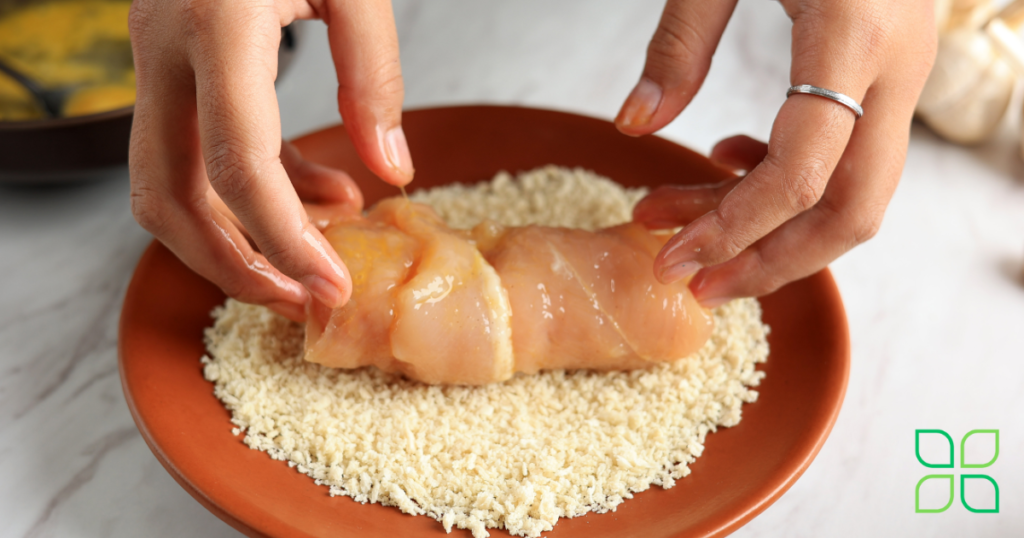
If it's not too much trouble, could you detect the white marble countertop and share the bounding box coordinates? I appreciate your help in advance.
[2,1,1023,536]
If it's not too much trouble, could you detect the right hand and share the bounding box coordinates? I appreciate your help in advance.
[128,0,414,322]
[617,0,935,306]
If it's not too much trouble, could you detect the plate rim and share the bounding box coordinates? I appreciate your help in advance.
[119,104,851,538]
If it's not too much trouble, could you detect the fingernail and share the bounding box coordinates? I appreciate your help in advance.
[699,296,732,309]
[658,260,703,284]
[616,77,663,131]
[301,229,350,307]
[383,125,414,183]
[303,230,347,278]
[301,274,342,308]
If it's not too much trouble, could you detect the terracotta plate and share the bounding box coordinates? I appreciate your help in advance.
[119,106,850,538]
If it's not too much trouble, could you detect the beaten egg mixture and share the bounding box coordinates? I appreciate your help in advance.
[0,0,135,120]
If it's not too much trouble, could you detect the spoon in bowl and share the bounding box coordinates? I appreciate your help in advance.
[0,57,71,118]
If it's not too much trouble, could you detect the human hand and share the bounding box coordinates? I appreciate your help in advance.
[128,0,413,322]
[617,0,937,306]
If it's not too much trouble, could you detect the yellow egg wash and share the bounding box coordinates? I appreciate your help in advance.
[0,0,135,120]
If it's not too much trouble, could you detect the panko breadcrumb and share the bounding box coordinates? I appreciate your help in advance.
[201,166,769,538]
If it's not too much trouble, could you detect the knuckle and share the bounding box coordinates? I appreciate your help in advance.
[178,0,280,53]
[747,250,787,297]
[647,10,708,73]
[782,158,828,214]
[857,9,898,57]
[179,0,215,34]
[792,3,912,81]
[257,240,303,277]
[818,195,885,248]
[130,184,173,236]
[205,145,270,206]
[851,209,885,245]
[705,212,749,264]
[217,272,256,301]
[127,1,153,36]
[339,59,405,114]
[370,63,405,100]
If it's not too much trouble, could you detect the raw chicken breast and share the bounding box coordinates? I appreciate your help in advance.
[304,211,419,376]
[305,200,514,385]
[478,222,713,374]
[303,198,712,385]
[377,199,514,385]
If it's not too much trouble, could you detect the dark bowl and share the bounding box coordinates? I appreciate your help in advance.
[0,16,301,184]
[0,106,134,182]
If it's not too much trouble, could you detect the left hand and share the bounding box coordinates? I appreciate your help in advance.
[616,0,937,306]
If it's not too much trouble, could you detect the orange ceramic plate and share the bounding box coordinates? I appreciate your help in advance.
[119,106,849,538]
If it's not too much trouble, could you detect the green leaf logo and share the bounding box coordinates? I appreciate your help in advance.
[961,429,999,469]
[916,474,954,513]
[915,429,1000,514]
[961,475,999,513]
[916,429,954,468]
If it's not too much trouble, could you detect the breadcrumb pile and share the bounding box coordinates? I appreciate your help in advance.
[202,166,770,538]
[407,166,647,231]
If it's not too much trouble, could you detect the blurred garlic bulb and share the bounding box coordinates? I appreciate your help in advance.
[941,0,996,32]
[935,0,950,31]
[916,30,1015,144]
[917,1,1024,145]
[934,0,953,31]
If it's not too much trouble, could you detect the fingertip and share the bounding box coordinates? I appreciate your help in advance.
[656,259,703,285]
[381,125,414,186]
[631,192,658,221]
[303,161,366,208]
[282,139,366,208]
[301,228,353,308]
[686,268,711,298]
[709,135,769,173]
[632,199,680,230]
[632,184,733,228]
[688,259,744,307]
[300,274,348,309]
[615,77,663,136]
[324,0,407,185]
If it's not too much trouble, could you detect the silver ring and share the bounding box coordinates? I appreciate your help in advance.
[786,85,863,119]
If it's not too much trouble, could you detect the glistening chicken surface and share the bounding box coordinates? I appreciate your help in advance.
[304,198,714,384]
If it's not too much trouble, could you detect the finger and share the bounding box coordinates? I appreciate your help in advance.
[191,3,351,308]
[652,10,881,284]
[130,117,309,322]
[708,135,768,173]
[129,5,309,321]
[632,135,764,229]
[688,179,887,308]
[689,65,920,305]
[323,0,413,186]
[653,95,858,283]
[281,140,364,209]
[206,140,365,235]
[632,179,740,229]
[616,0,739,135]
[190,201,311,322]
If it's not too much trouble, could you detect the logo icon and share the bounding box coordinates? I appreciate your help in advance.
[915,429,999,513]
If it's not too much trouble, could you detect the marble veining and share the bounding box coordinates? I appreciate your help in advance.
[2,1,1023,536]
